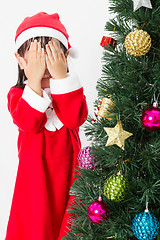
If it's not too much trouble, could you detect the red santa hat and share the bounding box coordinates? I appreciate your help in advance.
[15,12,71,50]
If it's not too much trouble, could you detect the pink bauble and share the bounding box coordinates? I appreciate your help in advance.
[78,146,95,170]
[88,198,109,224]
[141,105,160,132]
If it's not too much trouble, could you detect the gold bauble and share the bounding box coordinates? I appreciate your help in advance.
[124,29,151,57]
[98,97,114,120]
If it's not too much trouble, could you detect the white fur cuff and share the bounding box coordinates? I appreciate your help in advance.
[22,85,51,113]
[50,75,82,94]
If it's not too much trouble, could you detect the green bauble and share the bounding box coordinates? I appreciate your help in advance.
[104,172,129,202]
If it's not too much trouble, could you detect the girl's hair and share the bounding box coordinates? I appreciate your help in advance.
[15,36,68,89]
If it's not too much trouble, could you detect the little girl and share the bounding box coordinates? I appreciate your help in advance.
[5,12,88,240]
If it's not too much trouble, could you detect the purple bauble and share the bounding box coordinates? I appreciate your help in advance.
[141,104,160,132]
[78,146,95,170]
[88,197,109,224]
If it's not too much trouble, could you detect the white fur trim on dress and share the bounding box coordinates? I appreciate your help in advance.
[22,85,51,113]
[50,74,82,94]
[15,27,68,50]
[43,88,64,131]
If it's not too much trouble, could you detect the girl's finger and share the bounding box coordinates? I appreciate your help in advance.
[28,41,36,60]
[60,50,66,63]
[32,39,38,55]
[45,52,51,67]
[28,41,33,51]
[41,48,45,60]
[27,42,34,59]
[49,41,59,61]
[37,41,42,56]
[54,41,62,59]
[46,44,54,63]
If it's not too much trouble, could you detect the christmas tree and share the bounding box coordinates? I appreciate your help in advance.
[63,0,160,239]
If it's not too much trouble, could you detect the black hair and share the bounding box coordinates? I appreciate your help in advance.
[15,36,68,89]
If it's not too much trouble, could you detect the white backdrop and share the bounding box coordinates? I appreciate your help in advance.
[0,0,112,238]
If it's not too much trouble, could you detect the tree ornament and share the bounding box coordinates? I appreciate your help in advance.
[92,99,102,122]
[98,97,115,120]
[88,196,109,224]
[124,30,151,57]
[77,146,96,170]
[132,0,152,11]
[104,121,133,150]
[100,36,117,49]
[104,171,129,202]
[132,206,159,240]
[106,233,117,239]
[141,102,160,132]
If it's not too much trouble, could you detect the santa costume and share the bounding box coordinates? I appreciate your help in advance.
[5,12,88,240]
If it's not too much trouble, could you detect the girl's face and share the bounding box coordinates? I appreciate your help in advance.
[23,38,61,75]
[21,38,66,88]
[24,38,61,59]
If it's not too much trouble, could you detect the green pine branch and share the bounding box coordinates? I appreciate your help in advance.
[64,0,160,239]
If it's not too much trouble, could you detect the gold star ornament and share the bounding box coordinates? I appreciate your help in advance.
[104,121,133,150]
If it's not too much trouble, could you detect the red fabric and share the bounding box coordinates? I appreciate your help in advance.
[15,12,70,48]
[5,86,88,240]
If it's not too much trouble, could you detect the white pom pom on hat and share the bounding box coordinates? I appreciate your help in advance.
[68,47,79,58]
[15,12,78,58]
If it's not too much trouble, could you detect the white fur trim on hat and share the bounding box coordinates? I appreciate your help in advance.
[15,27,68,50]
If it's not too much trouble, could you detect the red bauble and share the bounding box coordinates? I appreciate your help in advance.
[141,104,160,131]
[87,197,109,224]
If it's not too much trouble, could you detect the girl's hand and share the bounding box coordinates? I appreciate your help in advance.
[45,41,68,79]
[22,40,46,83]
[19,40,46,96]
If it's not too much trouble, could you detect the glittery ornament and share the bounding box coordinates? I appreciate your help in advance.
[141,103,160,132]
[104,172,129,201]
[124,30,151,57]
[88,196,109,224]
[78,146,95,170]
[100,36,117,49]
[104,121,133,150]
[132,212,159,240]
[98,97,115,120]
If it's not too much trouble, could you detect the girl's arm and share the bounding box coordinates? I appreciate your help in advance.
[9,40,51,133]
[50,75,88,129]
[16,40,46,97]
[7,86,51,133]
[45,41,88,129]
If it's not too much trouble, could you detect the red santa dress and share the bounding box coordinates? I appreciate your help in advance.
[5,74,88,240]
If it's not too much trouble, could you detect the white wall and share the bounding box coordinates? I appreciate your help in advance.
[0,0,112,239]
